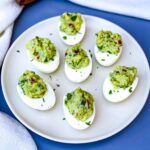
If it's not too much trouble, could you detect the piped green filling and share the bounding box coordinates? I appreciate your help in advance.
[110,66,137,88]
[65,88,94,122]
[65,44,89,69]
[18,70,47,98]
[60,12,83,35]
[96,30,122,54]
[26,36,56,63]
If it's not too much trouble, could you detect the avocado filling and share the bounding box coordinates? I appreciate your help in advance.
[96,30,122,54]
[65,44,89,69]
[18,70,47,98]
[60,12,83,35]
[65,88,94,122]
[26,36,56,63]
[110,66,137,88]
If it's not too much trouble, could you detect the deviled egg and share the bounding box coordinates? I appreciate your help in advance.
[94,30,123,66]
[17,70,56,110]
[59,12,86,45]
[65,44,92,83]
[26,36,60,73]
[103,66,138,103]
[63,88,95,130]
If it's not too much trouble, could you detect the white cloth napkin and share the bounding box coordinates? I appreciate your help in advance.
[0,112,37,150]
[0,0,23,66]
[68,0,150,20]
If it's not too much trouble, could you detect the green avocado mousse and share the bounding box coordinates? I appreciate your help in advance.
[17,70,56,110]
[26,36,60,73]
[65,44,92,83]
[18,70,47,98]
[103,66,138,103]
[94,30,123,66]
[59,12,86,45]
[65,44,89,69]
[60,12,83,35]
[110,66,137,89]
[63,88,95,130]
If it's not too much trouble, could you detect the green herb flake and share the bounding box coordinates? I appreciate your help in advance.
[0,31,5,37]
[129,87,133,93]
[101,59,105,61]
[88,49,93,58]
[63,36,67,40]
[66,93,72,99]
[109,90,112,95]
[85,121,91,126]
[56,84,60,87]
[71,15,77,21]
[62,117,66,120]
[16,50,20,53]
[42,98,45,102]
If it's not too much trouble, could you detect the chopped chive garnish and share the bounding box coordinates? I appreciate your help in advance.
[63,36,67,40]
[42,98,45,102]
[109,90,112,95]
[62,117,66,120]
[129,87,133,93]
[56,84,60,87]
[88,49,93,58]
[16,50,20,53]
[71,15,77,21]
[85,121,91,126]
[101,59,105,61]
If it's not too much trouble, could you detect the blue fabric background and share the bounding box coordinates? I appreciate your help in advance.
[0,0,150,149]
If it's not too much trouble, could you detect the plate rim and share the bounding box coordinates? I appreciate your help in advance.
[1,14,150,144]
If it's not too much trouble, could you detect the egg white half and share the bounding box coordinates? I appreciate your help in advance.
[59,15,86,45]
[63,95,95,130]
[27,50,60,74]
[17,80,56,111]
[94,45,122,66]
[65,52,92,83]
[103,76,138,103]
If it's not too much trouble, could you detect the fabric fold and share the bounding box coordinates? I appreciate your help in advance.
[0,112,37,150]
[68,0,150,20]
[0,0,23,66]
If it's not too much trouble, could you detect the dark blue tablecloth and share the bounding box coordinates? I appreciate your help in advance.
[0,0,150,149]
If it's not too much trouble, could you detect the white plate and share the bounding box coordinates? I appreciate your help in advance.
[1,15,150,143]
